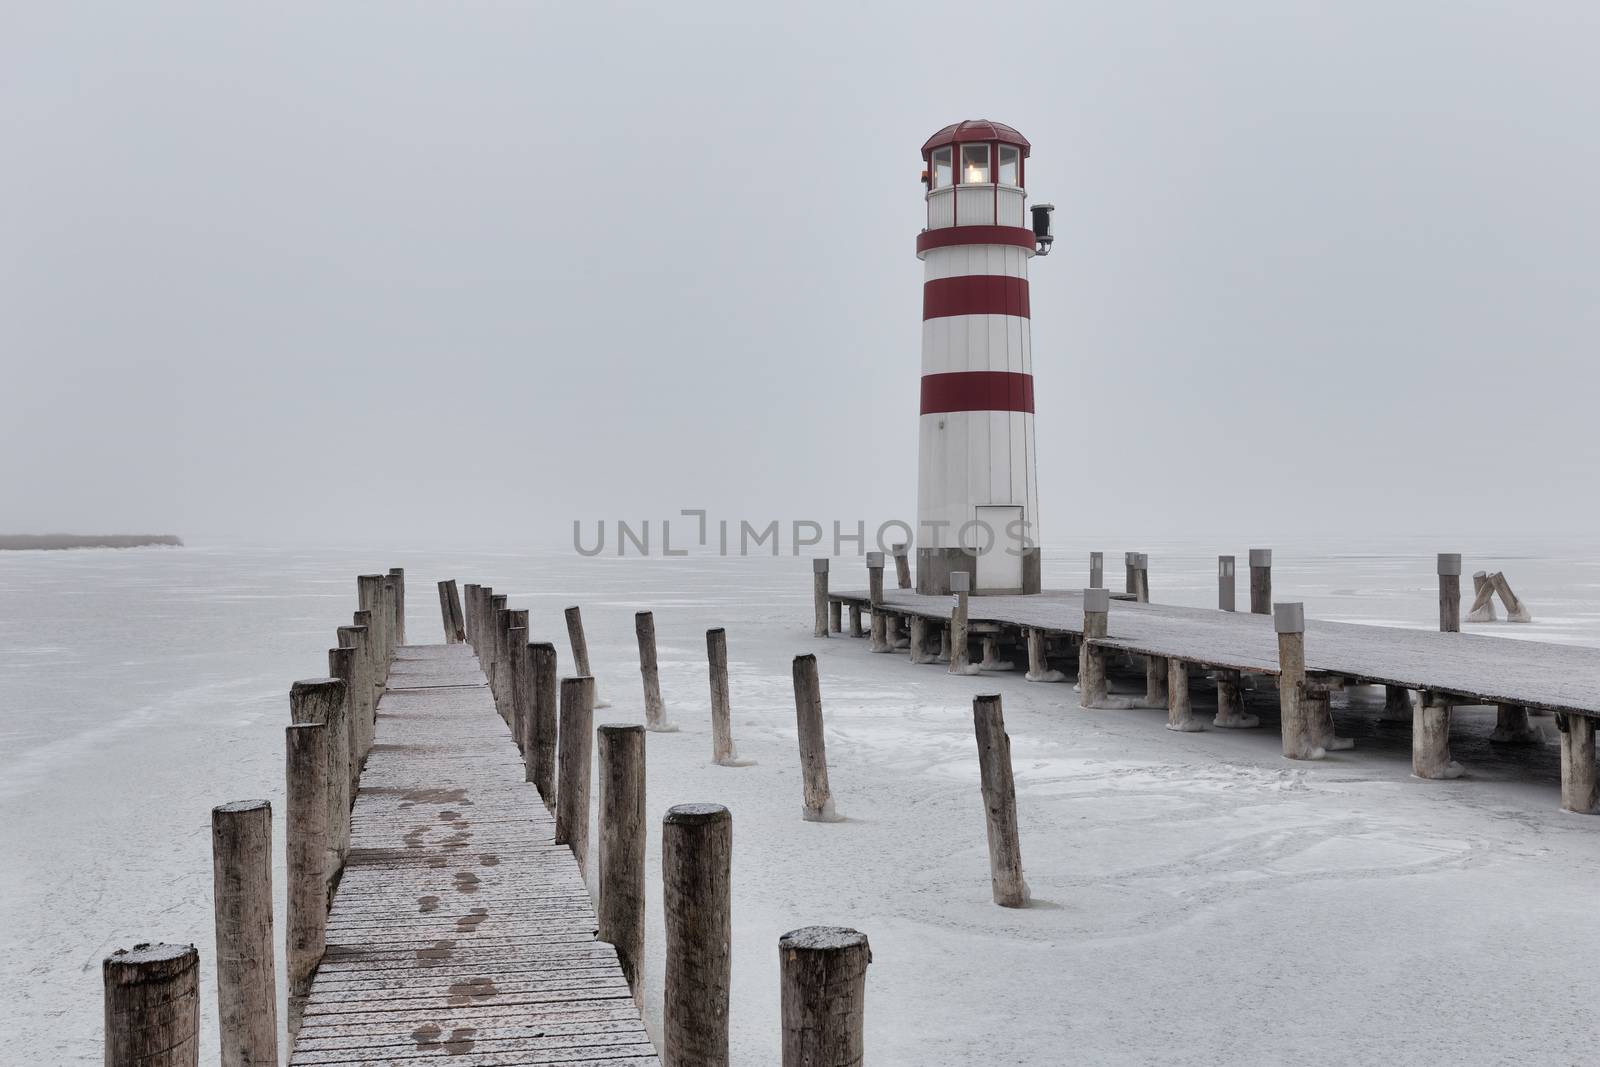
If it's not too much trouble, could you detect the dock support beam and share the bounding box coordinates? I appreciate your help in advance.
[1143,654,1167,707]
[812,558,830,638]
[1167,660,1202,732]
[1079,588,1109,708]
[1212,669,1258,728]
[792,653,839,821]
[972,694,1029,907]
[1558,713,1598,813]
[780,927,871,1067]
[848,603,864,638]
[663,803,732,1067]
[597,723,646,1004]
[1250,549,1273,615]
[1491,703,1539,744]
[908,615,934,665]
[829,599,842,634]
[949,573,977,675]
[1275,604,1323,761]
[1414,690,1464,779]
[866,553,889,653]
[1025,625,1065,682]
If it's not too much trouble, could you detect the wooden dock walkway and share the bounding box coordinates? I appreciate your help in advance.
[289,642,660,1067]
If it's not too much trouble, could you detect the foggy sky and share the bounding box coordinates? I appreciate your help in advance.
[5,2,1598,547]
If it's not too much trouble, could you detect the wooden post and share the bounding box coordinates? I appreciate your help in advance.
[491,600,511,723]
[1143,654,1167,707]
[866,552,889,653]
[1133,553,1150,603]
[1275,604,1322,761]
[892,542,912,589]
[828,598,842,634]
[812,558,830,638]
[848,602,864,638]
[597,723,646,1004]
[470,585,488,654]
[103,943,200,1067]
[528,643,559,807]
[1167,659,1202,732]
[949,572,978,676]
[972,694,1029,907]
[1414,689,1464,779]
[1488,571,1533,622]
[779,927,871,1067]
[505,609,529,727]
[1213,669,1258,728]
[555,676,595,875]
[1466,570,1498,623]
[564,605,610,707]
[437,580,461,644]
[1490,703,1538,744]
[908,614,934,665]
[1558,713,1598,813]
[1024,627,1064,682]
[978,634,1013,671]
[326,646,359,829]
[1218,556,1236,612]
[382,573,399,663]
[285,722,327,1033]
[462,584,480,646]
[707,628,744,766]
[447,580,466,642]
[357,574,386,678]
[507,624,529,753]
[1249,550,1273,614]
[1124,551,1138,595]
[1089,551,1103,589]
[662,803,732,1067]
[289,679,346,893]
[388,567,406,646]
[352,611,380,757]
[636,611,678,732]
[1079,588,1110,708]
[336,625,371,770]
[211,801,277,1067]
[1438,553,1462,633]
[1380,685,1413,723]
[792,653,839,821]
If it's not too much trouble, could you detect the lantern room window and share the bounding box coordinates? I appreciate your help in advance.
[930,146,952,189]
[998,145,1020,186]
[960,144,990,184]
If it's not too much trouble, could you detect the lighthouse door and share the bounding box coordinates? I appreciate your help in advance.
[972,505,1025,594]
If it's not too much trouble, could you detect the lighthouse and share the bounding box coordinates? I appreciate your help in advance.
[916,120,1052,595]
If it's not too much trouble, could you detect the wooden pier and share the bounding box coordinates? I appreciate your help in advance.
[288,642,658,1066]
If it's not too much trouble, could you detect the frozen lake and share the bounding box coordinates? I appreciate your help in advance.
[4,538,1599,1064]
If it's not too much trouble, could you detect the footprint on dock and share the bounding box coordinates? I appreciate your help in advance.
[455,907,489,933]
[438,810,462,822]
[479,853,499,867]
[415,939,455,966]
[413,1023,477,1055]
[446,977,498,1007]
[418,895,439,914]
[453,871,481,893]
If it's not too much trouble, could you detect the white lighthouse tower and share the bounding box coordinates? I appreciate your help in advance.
[916,120,1052,595]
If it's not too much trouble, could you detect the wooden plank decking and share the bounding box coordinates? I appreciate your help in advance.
[832,587,1600,717]
[290,643,659,1066]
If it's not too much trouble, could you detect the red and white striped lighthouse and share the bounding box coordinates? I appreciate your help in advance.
[916,120,1051,595]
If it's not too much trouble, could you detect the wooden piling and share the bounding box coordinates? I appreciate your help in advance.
[972,694,1029,907]
[336,625,372,770]
[491,600,511,723]
[388,567,406,646]
[848,603,864,638]
[382,573,399,662]
[528,642,559,807]
[1143,654,1167,707]
[792,653,838,822]
[866,552,889,654]
[462,584,480,646]
[1218,555,1236,612]
[892,542,912,589]
[1414,689,1464,779]
[1488,571,1533,622]
[949,572,976,676]
[813,558,830,638]
[597,723,646,1004]
[1167,660,1202,732]
[357,574,386,676]
[1079,588,1110,708]
[1249,550,1273,615]
[662,803,732,1067]
[829,598,842,634]
[564,604,609,707]
[1124,552,1138,596]
[289,678,346,892]
[1466,570,1498,623]
[555,676,595,874]
[103,943,200,1067]
[211,801,276,1067]
[1089,551,1104,589]
[468,584,486,652]
[779,926,871,1067]
[1132,553,1150,603]
[285,721,327,1034]
[636,611,678,732]
[1382,685,1414,723]
[507,625,529,753]
[437,580,463,644]
[1274,604,1322,760]
[1438,553,1462,633]
[1212,669,1258,728]
[1490,703,1538,744]
[908,615,933,665]
[707,628,742,765]
[446,580,465,642]
[326,645,359,827]
[1558,713,1598,813]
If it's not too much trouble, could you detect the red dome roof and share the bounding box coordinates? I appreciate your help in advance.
[922,120,1031,159]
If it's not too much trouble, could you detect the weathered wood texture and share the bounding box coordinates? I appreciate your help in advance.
[971,695,1028,907]
[527,643,559,808]
[791,654,837,822]
[706,628,740,764]
[635,611,676,732]
[779,926,871,1067]
[104,942,200,1067]
[662,804,732,1067]
[555,676,596,876]
[287,643,656,1066]
[813,558,830,638]
[285,722,328,1034]
[596,724,646,1004]
[211,801,278,1067]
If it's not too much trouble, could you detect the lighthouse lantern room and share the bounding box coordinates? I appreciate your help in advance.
[916,120,1051,595]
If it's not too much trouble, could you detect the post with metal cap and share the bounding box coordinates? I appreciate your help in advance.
[1079,588,1110,708]
[1274,603,1321,761]
[866,552,890,653]
[284,721,327,1034]
[1124,551,1138,595]
[1133,553,1150,604]
[1414,554,1466,779]
[780,927,872,1067]
[792,653,839,821]
[635,610,677,732]
[949,572,977,675]
[555,676,596,873]
[972,693,1029,906]
[1089,551,1104,589]
[104,943,201,1067]
[663,803,732,1067]
[211,800,277,1067]
[1218,556,1236,612]
[1438,553,1462,633]
[813,558,830,637]
[1249,550,1273,615]
[597,723,646,1004]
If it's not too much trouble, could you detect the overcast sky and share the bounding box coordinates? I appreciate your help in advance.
[4,2,1597,547]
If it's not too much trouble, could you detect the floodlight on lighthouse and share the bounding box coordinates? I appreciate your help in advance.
[1031,203,1055,255]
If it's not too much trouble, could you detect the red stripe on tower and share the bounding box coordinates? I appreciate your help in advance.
[916,226,1036,254]
[920,371,1035,414]
[923,276,1030,320]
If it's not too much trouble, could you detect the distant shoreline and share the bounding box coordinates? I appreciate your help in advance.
[0,534,183,551]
